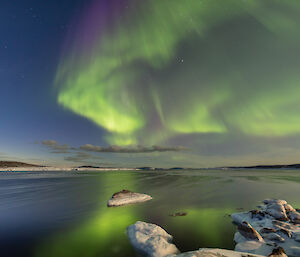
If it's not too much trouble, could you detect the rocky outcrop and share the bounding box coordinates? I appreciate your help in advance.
[232,199,300,257]
[107,189,152,207]
[127,221,264,257]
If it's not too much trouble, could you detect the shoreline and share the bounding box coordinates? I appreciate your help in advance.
[0,167,141,172]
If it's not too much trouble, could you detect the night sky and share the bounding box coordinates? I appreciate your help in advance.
[2,0,300,167]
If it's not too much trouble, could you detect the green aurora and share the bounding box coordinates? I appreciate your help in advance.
[56,0,300,146]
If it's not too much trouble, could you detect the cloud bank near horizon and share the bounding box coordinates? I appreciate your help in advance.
[40,140,185,154]
[79,144,185,153]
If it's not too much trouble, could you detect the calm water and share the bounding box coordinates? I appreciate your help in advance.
[0,169,299,257]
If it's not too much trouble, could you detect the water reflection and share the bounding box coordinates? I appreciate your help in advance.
[166,208,236,251]
[34,172,140,257]
[0,169,299,257]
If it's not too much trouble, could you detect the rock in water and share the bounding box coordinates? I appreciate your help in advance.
[107,189,152,207]
[127,221,180,257]
[169,212,188,217]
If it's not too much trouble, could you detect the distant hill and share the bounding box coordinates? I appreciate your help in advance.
[77,165,100,169]
[227,164,300,169]
[0,161,41,168]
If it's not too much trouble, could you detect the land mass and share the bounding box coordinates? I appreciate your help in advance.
[0,161,41,168]
[2,160,300,171]
[226,163,300,169]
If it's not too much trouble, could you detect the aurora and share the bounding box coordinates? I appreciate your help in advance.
[56,0,300,147]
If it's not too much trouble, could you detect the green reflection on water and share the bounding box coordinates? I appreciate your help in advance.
[167,208,235,250]
[34,173,140,257]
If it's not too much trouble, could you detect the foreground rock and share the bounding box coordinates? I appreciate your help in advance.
[232,199,300,256]
[107,189,152,207]
[127,221,179,257]
[170,248,264,257]
[127,221,264,257]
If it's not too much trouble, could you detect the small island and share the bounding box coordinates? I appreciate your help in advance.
[0,161,41,168]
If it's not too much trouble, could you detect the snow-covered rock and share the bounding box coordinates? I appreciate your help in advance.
[265,203,288,221]
[169,248,264,257]
[232,199,300,257]
[107,189,152,207]
[264,199,287,205]
[127,221,179,257]
[127,222,265,257]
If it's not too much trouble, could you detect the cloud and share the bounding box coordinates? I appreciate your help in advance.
[41,140,185,155]
[41,140,70,153]
[64,152,93,162]
[41,140,58,146]
[79,144,186,153]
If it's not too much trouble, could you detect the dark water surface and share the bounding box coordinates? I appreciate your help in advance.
[0,169,299,257]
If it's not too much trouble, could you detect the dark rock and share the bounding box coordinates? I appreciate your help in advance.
[238,222,264,241]
[77,165,100,168]
[278,228,292,238]
[137,167,155,170]
[250,210,265,220]
[260,228,276,234]
[112,189,132,198]
[169,212,188,217]
[268,247,287,257]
